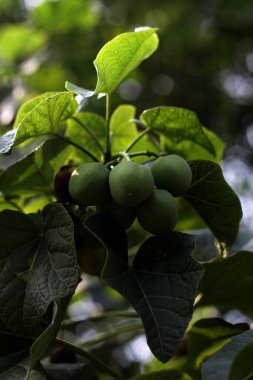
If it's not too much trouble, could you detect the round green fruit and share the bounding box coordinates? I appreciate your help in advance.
[69,162,110,206]
[136,189,178,235]
[109,160,154,207]
[96,199,136,229]
[151,154,192,197]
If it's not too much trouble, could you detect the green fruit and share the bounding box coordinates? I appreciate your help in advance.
[96,199,136,229]
[136,189,178,235]
[151,154,192,197]
[109,160,154,207]
[69,162,110,206]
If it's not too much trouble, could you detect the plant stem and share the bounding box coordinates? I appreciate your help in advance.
[81,321,143,348]
[125,127,151,153]
[105,94,111,162]
[128,150,159,159]
[62,310,139,326]
[53,133,99,162]
[71,116,104,153]
[55,337,122,379]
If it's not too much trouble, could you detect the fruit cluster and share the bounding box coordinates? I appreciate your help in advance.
[67,154,192,235]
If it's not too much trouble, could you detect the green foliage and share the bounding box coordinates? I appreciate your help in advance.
[0,26,248,379]
[185,160,243,248]
[202,330,253,380]
[198,251,253,316]
[94,28,159,94]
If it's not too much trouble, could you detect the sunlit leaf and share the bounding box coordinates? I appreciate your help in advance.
[141,107,215,155]
[0,92,77,155]
[94,28,159,94]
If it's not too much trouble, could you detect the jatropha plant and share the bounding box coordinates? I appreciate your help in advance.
[0,27,247,380]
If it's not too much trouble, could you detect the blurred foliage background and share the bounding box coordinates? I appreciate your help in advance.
[1,0,253,153]
[1,1,253,377]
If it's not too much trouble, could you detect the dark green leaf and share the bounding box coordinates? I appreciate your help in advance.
[30,298,70,367]
[94,27,159,94]
[0,358,31,380]
[198,251,253,316]
[0,203,78,336]
[0,92,77,155]
[141,107,215,155]
[0,325,32,373]
[184,160,242,247]
[83,212,129,278]
[186,318,249,372]
[128,369,192,380]
[162,127,225,163]
[202,329,253,380]
[84,215,203,363]
[228,339,253,380]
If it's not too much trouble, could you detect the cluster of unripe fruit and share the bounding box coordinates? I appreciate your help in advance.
[67,154,192,235]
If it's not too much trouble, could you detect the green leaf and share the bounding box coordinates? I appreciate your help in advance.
[184,160,242,247]
[202,329,253,380]
[187,318,249,371]
[66,112,106,160]
[30,298,70,368]
[84,213,203,363]
[162,127,225,163]
[0,92,77,155]
[0,203,78,336]
[13,93,57,129]
[0,24,47,62]
[110,105,138,154]
[0,358,31,380]
[94,27,159,94]
[65,81,94,98]
[198,251,253,316]
[0,326,32,374]
[228,339,253,380]
[0,137,47,171]
[128,369,192,380]
[140,107,215,156]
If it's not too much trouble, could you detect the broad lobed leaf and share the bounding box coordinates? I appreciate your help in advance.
[83,213,203,363]
[0,203,78,336]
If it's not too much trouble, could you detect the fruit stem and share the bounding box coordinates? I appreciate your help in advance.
[114,151,131,161]
[55,337,122,379]
[71,116,104,153]
[104,93,112,162]
[125,126,151,153]
[53,133,99,162]
[128,150,159,159]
